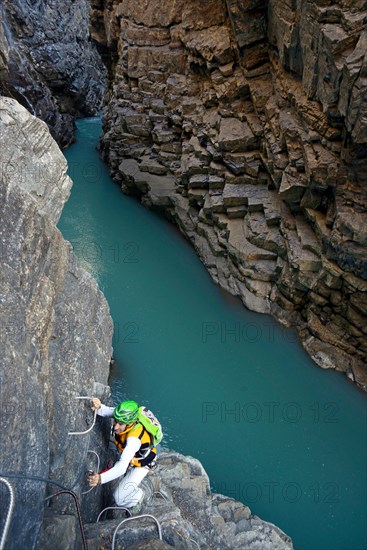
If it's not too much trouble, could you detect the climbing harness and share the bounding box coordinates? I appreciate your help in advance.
[68,396,97,436]
[0,478,15,550]
[112,514,163,549]
[113,402,163,447]
[96,506,131,522]
[115,423,157,467]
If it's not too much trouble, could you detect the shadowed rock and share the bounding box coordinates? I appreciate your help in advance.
[0,0,105,147]
[97,0,367,388]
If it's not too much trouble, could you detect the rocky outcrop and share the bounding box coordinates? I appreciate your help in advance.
[0,0,106,147]
[97,0,367,390]
[85,451,293,549]
[0,96,114,549]
[0,96,72,223]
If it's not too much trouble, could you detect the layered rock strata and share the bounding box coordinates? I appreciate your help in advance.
[0,96,114,548]
[0,0,106,147]
[97,0,367,389]
[0,96,292,549]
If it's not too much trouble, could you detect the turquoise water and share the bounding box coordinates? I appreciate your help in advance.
[58,119,367,550]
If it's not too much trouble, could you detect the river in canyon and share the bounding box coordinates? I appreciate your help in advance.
[58,118,367,550]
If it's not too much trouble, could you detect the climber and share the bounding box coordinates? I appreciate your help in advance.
[88,397,157,515]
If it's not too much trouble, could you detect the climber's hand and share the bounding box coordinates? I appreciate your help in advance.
[91,397,101,411]
[88,473,101,487]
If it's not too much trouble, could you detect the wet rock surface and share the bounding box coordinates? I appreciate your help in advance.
[0,0,105,147]
[97,0,367,389]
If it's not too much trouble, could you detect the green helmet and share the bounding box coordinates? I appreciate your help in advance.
[113,400,139,424]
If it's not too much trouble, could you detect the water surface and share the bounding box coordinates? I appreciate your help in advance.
[59,119,367,550]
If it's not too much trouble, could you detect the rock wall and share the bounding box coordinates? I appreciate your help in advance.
[0,96,114,549]
[0,0,106,147]
[85,451,293,550]
[97,0,367,390]
[0,96,292,549]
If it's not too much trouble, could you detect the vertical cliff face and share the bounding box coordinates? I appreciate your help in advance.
[0,0,106,147]
[97,0,367,389]
[0,97,113,549]
[0,96,294,550]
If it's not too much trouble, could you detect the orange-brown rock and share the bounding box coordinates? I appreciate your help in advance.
[97,0,367,389]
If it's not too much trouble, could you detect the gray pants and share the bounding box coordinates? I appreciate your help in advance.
[113,466,150,507]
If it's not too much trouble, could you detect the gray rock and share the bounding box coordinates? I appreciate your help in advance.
[279,171,307,202]
[37,515,79,550]
[85,451,292,550]
[223,183,250,206]
[236,518,252,533]
[218,117,258,152]
[0,97,113,549]
[246,211,286,255]
[126,541,175,550]
[0,0,105,146]
[0,97,72,223]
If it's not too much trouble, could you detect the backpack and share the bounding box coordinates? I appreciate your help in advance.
[138,406,163,447]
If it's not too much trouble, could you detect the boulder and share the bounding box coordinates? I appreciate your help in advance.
[218,117,258,152]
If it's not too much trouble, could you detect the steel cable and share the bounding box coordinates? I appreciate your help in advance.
[0,478,15,550]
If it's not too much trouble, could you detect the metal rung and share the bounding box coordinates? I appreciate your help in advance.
[82,450,101,495]
[96,506,131,522]
[154,490,169,501]
[112,514,162,549]
[0,478,15,550]
[68,396,97,435]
